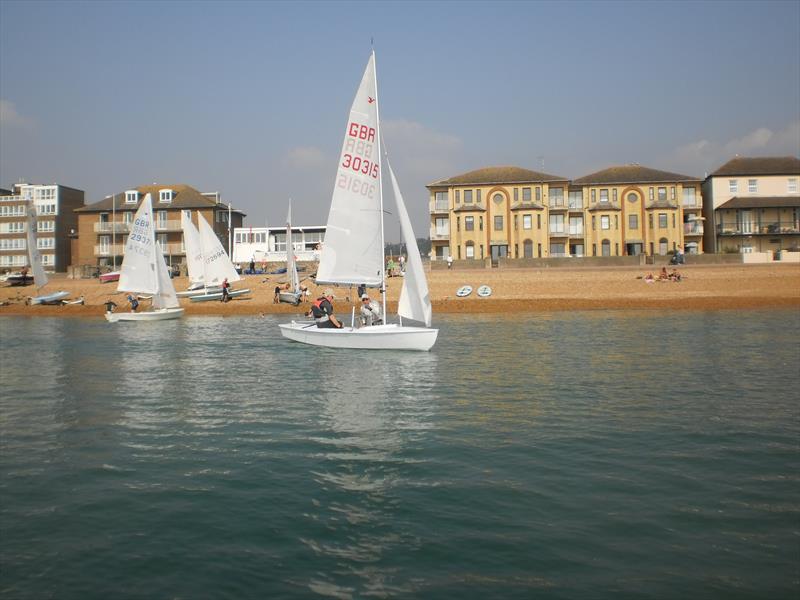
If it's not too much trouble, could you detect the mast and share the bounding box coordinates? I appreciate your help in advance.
[372,48,387,322]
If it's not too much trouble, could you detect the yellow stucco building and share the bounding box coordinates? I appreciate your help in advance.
[427,164,704,261]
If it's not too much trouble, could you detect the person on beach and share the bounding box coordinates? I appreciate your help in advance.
[127,294,139,312]
[221,278,230,302]
[249,257,256,274]
[447,255,453,269]
[307,290,342,328]
[398,254,406,273]
[274,285,281,303]
[104,299,118,313]
[359,293,382,326]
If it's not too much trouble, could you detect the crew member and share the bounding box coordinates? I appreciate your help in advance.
[307,290,342,328]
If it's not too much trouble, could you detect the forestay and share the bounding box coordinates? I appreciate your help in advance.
[315,52,383,288]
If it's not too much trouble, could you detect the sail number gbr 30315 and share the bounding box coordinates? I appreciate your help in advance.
[337,121,379,198]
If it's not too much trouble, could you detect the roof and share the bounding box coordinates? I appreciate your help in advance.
[427,166,568,187]
[76,184,246,216]
[573,164,701,185]
[710,156,800,177]
[717,196,800,210]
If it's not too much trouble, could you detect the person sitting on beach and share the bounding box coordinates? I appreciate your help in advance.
[359,293,382,326]
[644,273,655,283]
[659,267,669,281]
[307,290,342,329]
[127,294,139,312]
[669,269,682,282]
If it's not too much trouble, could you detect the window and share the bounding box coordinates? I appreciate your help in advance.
[658,187,667,202]
[748,179,757,193]
[601,239,611,256]
[568,191,583,209]
[434,217,448,236]
[522,187,531,202]
[671,186,676,200]
[649,213,654,229]
[434,191,448,211]
[659,213,668,228]
[537,214,541,229]
[479,216,483,231]
[125,190,138,204]
[514,215,518,230]
[550,242,566,256]
[456,216,460,232]
[549,187,564,206]
[627,192,637,204]
[629,214,638,230]
[159,189,173,203]
[123,211,133,225]
[464,190,473,204]
[476,190,482,203]
[157,233,168,248]
[789,178,797,193]
[513,188,519,202]
[600,189,609,203]
[39,204,56,215]
[523,239,533,258]
[659,238,668,255]
[569,216,583,235]
[494,216,503,231]
[465,242,475,259]
[37,237,55,249]
[523,214,532,230]
[493,193,503,205]
[649,187,654,201]
[613,189,618,203]
[39,220,55,232]
[600,215,610,230]
[729,180,738,193]
[455,190,460,203]
[683,188,696,206]
[591,189,596,203]
[592,216,596,230]
[549,214,565,233]
[217,211,229,224]
[465,216,474,231]
[535,187,541,202]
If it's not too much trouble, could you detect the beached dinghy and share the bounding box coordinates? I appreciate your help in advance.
[279,51,437,351]
[24,202,70,305]
[105,194,184,323]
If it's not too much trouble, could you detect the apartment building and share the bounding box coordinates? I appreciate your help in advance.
[0,182,85,272]
[702,156,800,254]
[75,184,245,270]
[427,164,703,261]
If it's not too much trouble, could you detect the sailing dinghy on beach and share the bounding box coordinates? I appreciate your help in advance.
[105,194,184,322]
[278,50,437,351]
[25,201,70,305]
[278,203,302,306]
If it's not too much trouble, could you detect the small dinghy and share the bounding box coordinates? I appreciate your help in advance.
[456,285,472,297]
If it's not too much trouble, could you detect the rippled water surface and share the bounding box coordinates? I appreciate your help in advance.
[1,311,798,599]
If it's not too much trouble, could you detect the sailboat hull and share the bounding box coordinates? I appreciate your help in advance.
[278,321,438,351]
[189,288,251,302]
[105,308,185,322]
[28,291,70,305]
[278,292,301,305]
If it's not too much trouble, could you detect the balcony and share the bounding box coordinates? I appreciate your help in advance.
[94,244,125,256]
[717,219,800,236]
[568,201,584,211]
[684,223,704,235]
[549,228,568,237]
[430,200,449,214]
[548,201,568,211]
[94,222,131,233]
[568,227,584,237]
[682,199,703,209]
[430,230,450,241]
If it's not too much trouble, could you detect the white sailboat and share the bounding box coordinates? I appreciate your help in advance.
[278,202,302,305]
[179,210,206,293]
[188,213,251,302]
[279,51,438,351]
[25,201,70,305]
[105,194,184,322]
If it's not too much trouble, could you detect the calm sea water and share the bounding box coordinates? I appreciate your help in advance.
[1,311,798,600]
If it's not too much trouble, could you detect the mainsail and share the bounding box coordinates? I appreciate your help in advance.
[25,202,48,289]
[197,213,241,286]
[286,203,300,293]
[118,194,158,295]
[315,53,383,288]
[181,211,205,287]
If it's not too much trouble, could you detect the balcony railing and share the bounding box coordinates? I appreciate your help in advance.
[717,219,800,235]
[568,227,584,236]
[94,222,131,233]
[548,200,568,210]
[684,223,704,235]
[95,243,186,256]
[549,228,568,236]
[430,200,449,213]
[568,201,584,211]
[682,199,702,209]
[430,230,450,241]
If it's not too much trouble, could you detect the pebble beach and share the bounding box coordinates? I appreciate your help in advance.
[1,262,798,318]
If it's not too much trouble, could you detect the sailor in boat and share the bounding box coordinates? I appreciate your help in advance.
[307,290,342,329]
[359,293,382,327]
[104,300,118,314]
[127,294,139,312]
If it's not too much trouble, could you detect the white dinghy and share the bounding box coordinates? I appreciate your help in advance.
[186,213,251,302]
[278,202,302,306]
[279,50,437,352]
[105,194,184,322]
[25,201,70,305]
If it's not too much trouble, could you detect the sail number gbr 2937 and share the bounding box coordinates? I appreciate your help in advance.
[337,122,379,198]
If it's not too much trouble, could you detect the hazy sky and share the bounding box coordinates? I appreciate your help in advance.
[1,0,798,239]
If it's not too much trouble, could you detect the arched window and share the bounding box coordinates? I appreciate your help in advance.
[659,237,669,255]
[465,241,475,259]
[601,239,611,256]
[523,239,533,258]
